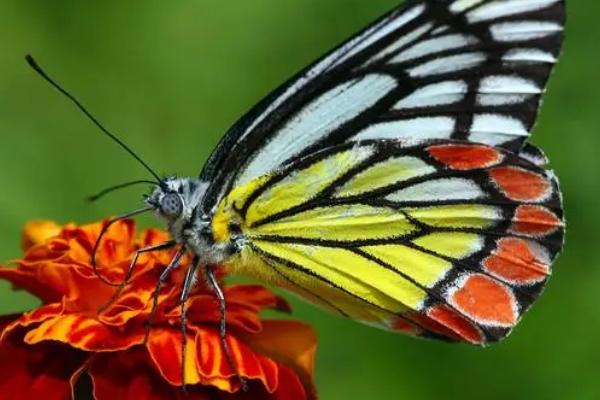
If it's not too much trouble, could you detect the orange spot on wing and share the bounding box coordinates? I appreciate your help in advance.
[484,238,550,284]
[428,144,503,170]
[489,167,550,202]
[451,274,517,326]
[426,305,485,344]
[512,205,562,236]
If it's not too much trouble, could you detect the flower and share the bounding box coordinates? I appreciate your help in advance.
[0,220,317,400]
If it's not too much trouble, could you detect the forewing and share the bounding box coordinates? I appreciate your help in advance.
[201,0,565,210]
[225,141,564,344]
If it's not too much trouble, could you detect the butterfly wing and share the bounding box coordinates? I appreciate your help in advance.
[215,140,564,343]
[201,0,565,210]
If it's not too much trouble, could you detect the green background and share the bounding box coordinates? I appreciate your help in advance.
[0,1,598,399]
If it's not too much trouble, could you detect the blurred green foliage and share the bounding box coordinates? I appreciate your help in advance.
[0,1,599,399]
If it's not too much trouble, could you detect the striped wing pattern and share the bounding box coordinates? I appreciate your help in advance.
[204,0,566,345]
[202,0,565,210]
[216,141,564,343]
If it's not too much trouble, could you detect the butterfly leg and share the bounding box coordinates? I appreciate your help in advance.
[98,240,177,313]
[179,257,200,393]
[143,246,187,344]
[205,265,248,391]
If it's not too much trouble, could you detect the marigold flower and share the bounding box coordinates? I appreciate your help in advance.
[0,220,317,400]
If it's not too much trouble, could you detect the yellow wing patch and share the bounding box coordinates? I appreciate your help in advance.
[406,204,501,229]
[252,240,424,312]
[215,141,564,344]
[413,232,484,259]
[253,204,416,241]
[334,156,435,198]
[246,146,374,225]
[360,244,453,289]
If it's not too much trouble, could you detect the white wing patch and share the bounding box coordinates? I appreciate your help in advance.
[408,52,487,77]
[394,80,468,109]
[477,75,541,106]
[490,21,563,42]
[467,0,561,23]
[503,48,557,63]
[391,34,477,63]
[386,178,485,202]
[237,74,397,185]
[469,114,528,145]
[355,117,455,141]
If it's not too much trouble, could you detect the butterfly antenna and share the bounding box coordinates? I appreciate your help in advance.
[25,54,163,183]
[87,180,159,202]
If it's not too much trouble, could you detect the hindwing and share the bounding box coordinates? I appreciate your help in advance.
[216,140,564,344]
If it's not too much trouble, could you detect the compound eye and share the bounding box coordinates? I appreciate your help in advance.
[161,193,183,218]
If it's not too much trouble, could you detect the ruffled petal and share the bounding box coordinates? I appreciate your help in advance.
[0,265,61,303]
[241,320,317,399]
[147,326,287,394]
[0,337,87,400]
[21,220,62,251]
[97,270,171,327]
[180,285,291,334]
[61,220,136,266]
[146,326,204,387]
[211,364,308,400]
[90,350,185,400]
[266,364,308,400]
[1,219,318,399]
[18,258,115,313]
[24,314,145,351]
[196,328,279,393]
[0,303,63,341]
[93,349,308,400]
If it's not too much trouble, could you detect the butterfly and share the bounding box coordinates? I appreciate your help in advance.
[28,0,566,386]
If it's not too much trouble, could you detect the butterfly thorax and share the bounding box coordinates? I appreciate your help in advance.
[145,177,244,265]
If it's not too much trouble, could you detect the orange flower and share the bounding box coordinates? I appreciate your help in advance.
[0,220,317,400]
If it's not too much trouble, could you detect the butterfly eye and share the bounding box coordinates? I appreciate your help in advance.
[161,193,183,218]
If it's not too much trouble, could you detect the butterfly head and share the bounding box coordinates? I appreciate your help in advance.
[145,178,208,226]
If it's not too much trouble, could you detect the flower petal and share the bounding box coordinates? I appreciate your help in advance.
[61,219,136,266]
[0,303,64,341]
[146,326,204,387]
[19,259,115,313]
[90,350,186,400]
[169,285,291,334]
[207,364,308,400]
[267,364,309,400]
[21,220,62,251]
[1,219,317,400]
[0,265,62,303]
[240,320,317,398]
[147,326,286,394]
[0,337,87,400]
[97,270,173,327]
[24,314,145,351]
[197,328,279,393]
